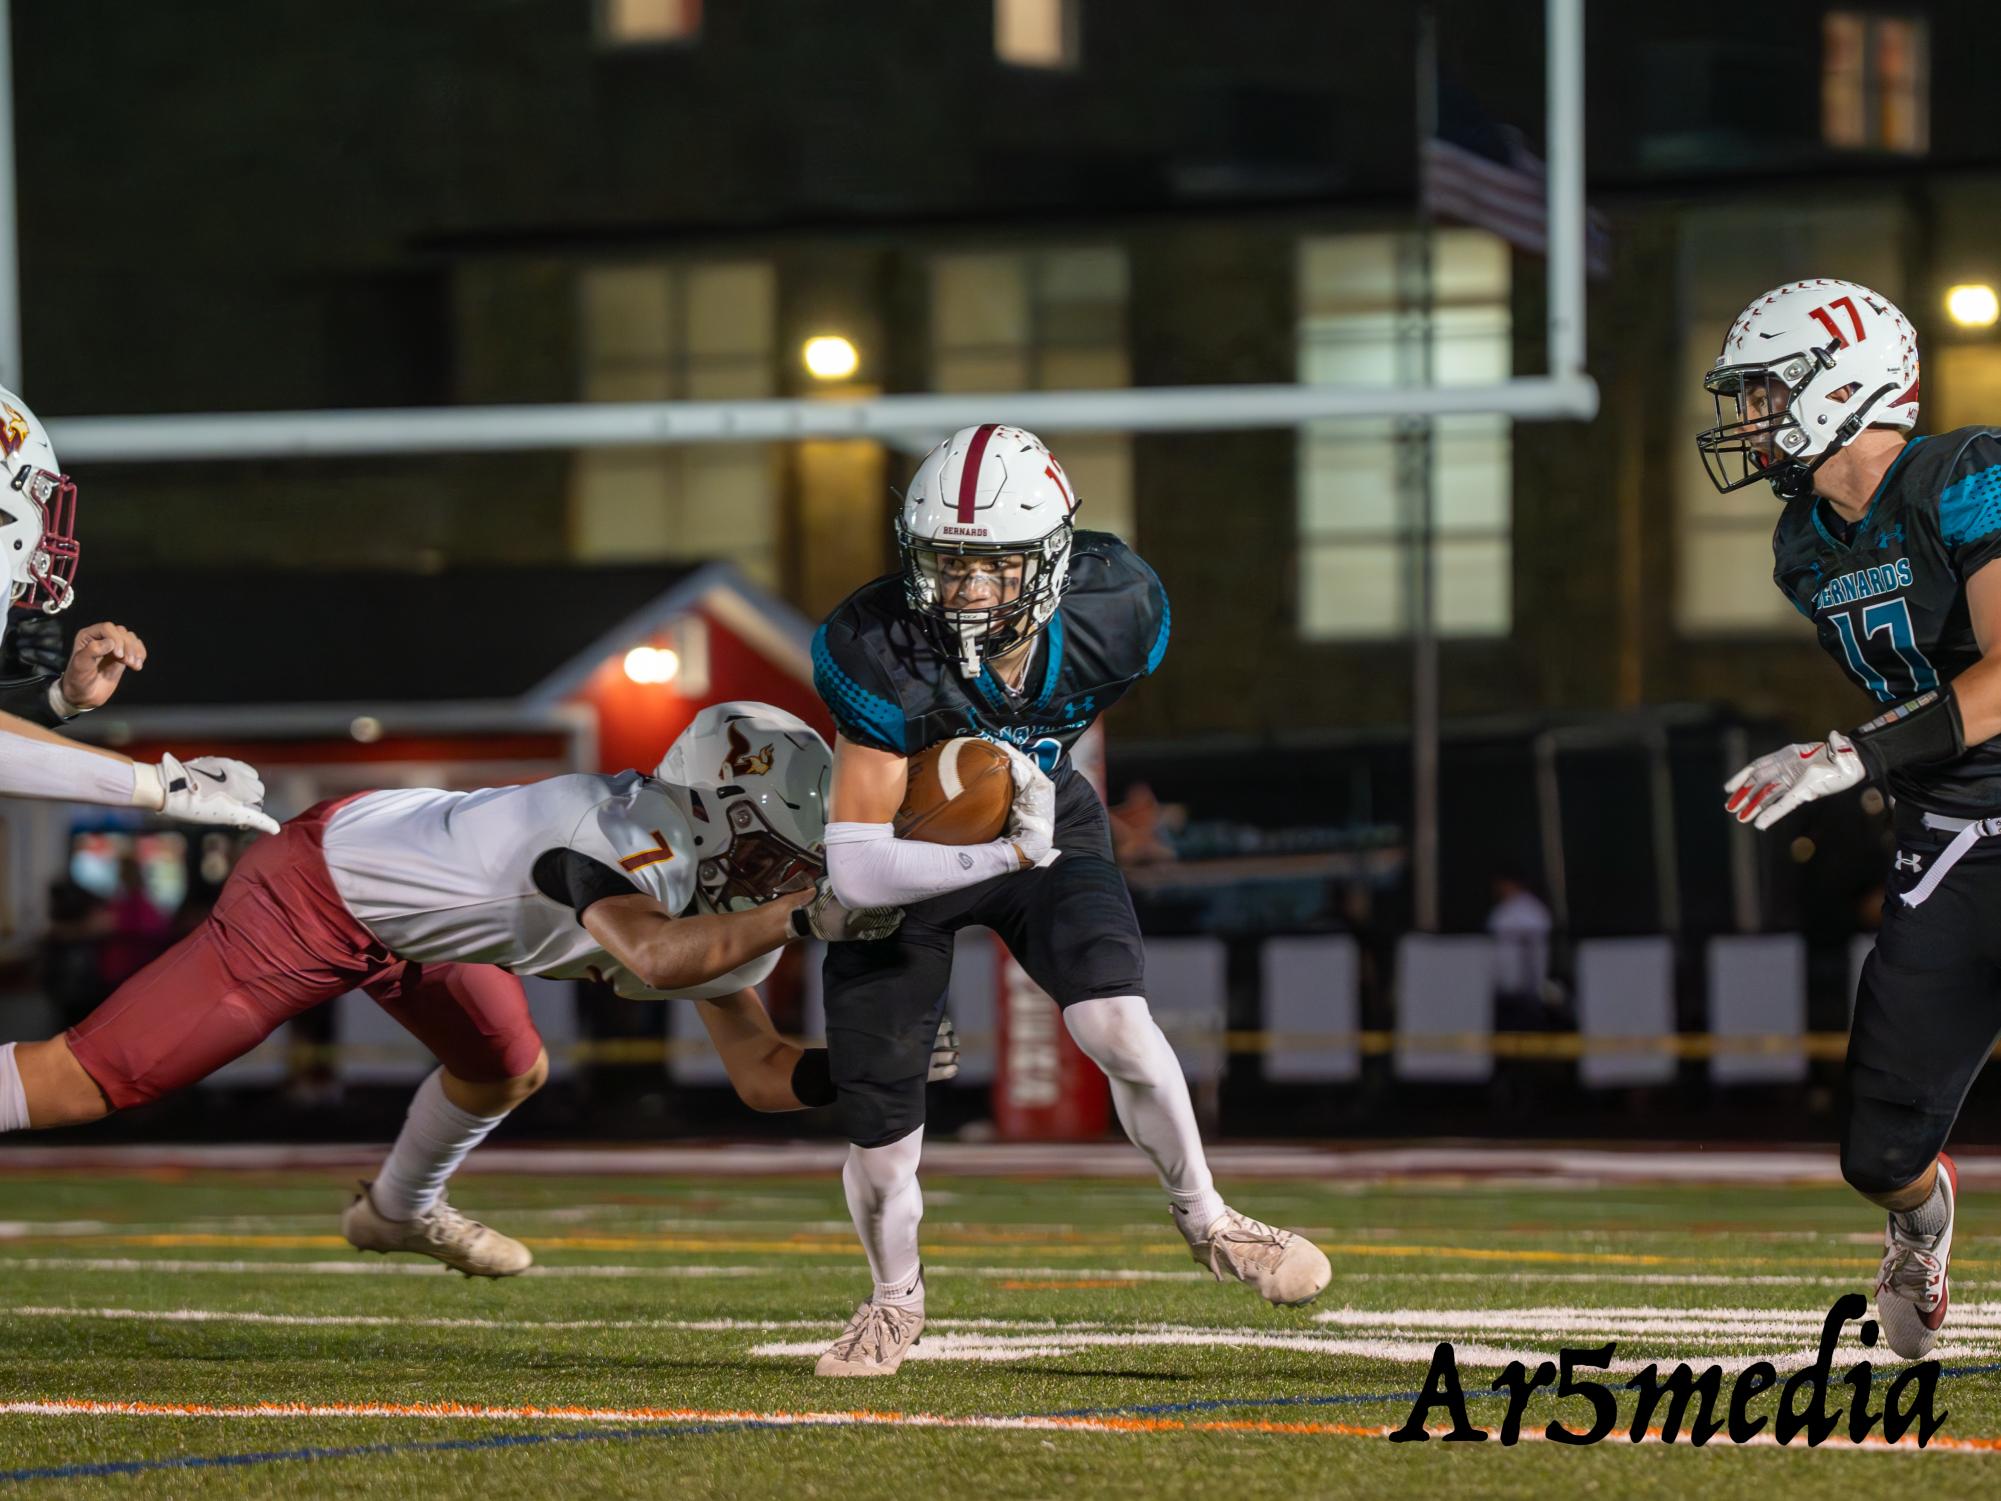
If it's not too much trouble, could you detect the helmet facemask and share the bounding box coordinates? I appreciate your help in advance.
[1698,346,1901,503]
[694,791,824,913]
[2,467,77,613]
[898,522,1071,678]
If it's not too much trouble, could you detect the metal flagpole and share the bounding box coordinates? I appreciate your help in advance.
[1409,6,1441,933]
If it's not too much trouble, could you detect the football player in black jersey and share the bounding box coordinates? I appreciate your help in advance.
[1700,278,2000,1359]
[807,423,1330,1375]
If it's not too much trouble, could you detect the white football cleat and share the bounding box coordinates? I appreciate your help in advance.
[1875,1154,1957,1360]
[1184,1206,1331,1307]
[341,1181,532,1278]
[814,1296,925,1377]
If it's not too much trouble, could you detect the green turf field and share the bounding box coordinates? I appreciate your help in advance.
[0,1163,1996,1496]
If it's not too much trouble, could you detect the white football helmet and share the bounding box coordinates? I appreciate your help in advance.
[897,423,1079,676]
[654,701,831,914]
[1698,279,1920,500]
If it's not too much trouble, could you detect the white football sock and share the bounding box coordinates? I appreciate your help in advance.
[842,1127,926,1307]
[1893,1172,1952,1242]
[1064,996,1226,1239]
[0,1043,27,1133]
[370,1069,510,1220]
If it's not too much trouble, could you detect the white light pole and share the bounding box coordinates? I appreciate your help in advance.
[0,0,23,390]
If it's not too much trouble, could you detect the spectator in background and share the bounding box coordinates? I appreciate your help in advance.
[99,854,169,990]
[1488,868,1554,1011]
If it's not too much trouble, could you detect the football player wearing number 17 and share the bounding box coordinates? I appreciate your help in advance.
[808,424,1331,1377]
[1703,279,2001,1360]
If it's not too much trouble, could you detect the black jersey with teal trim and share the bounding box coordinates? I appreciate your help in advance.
[1772,426,2001,815]
[811,531,1168,776]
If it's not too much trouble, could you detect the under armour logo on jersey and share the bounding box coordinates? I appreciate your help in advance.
[1874,523,1906,549]
[1060,696,1096,718]
[1894,851,1924,872]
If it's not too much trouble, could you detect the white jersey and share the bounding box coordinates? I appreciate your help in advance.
[324,771,723,989]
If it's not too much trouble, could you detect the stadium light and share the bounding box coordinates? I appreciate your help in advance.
[622,645,680,685]
[802,335,860,381]
[1946,284,2000,328]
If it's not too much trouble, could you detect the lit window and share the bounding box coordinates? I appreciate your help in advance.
[597,0,701,46]
[995,0,1078,70]
[1823,12,1927,154]
[929,246,1133,540]
[572,260,778,583]
[1295,230,1512,641]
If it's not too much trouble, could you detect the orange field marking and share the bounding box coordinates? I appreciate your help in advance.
[6,1399,1998,1453]
[997,1279,1145,1290]
[18,1231,1961,1274]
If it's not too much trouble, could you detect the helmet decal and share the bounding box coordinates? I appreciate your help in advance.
[0,406,29,458]
[955,422,998,523]
[720,721,775,780]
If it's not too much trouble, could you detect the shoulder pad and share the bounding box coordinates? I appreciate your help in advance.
[812,616,907,753]
[568,786,696,912]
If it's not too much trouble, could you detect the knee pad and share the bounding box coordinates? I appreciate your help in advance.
[829,1014,934,1149]
[837,1076,925,1150]
[1841,1095,1947,1197]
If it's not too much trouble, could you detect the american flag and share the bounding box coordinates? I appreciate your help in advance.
[1421,83,1610,276]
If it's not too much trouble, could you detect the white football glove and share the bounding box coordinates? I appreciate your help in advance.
[996,743,1060,868]
[790,877,904,942]
[139,753,280,835]
[928,1017,961,1083]
[1723,732,1866,831]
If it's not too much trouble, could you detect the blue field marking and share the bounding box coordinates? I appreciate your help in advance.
[0,1422,782,1485]
[1940,1361,2001,1379]
[7,1362,1997,1482]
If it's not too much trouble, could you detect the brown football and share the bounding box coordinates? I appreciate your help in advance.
[895,737,1013,845]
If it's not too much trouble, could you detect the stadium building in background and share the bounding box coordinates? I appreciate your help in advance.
[10,0,1997,939]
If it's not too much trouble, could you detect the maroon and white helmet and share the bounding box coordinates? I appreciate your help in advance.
[1697,278,1920,500]
[897,423,1079,677]
[654,701,830,915]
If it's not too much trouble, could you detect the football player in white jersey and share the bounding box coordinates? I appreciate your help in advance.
[0,385,276,832]
[0,703,907,1275]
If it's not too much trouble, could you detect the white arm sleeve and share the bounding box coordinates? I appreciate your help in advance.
[0,729,137,806]
[825,820,1019,908]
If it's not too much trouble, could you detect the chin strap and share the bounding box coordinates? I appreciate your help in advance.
[1767,383,1901,501]
[956,623,983,679]
[1769,461,1815,501]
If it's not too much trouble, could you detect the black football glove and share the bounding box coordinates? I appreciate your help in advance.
[2,609,65,678]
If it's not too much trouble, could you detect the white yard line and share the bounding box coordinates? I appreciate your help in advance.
[0,1306,1213,1335]
[742,1329,1892,1375]
[0,1255,1210,1282]
[19,1302,1983,1376]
